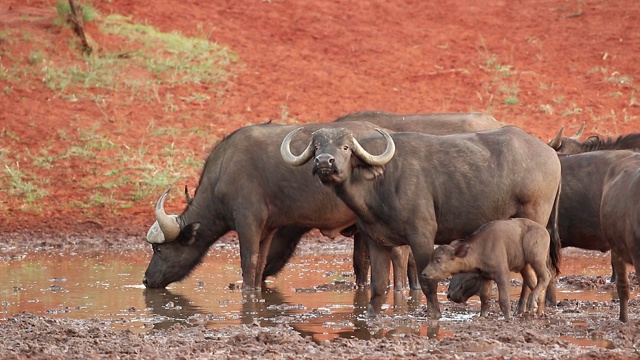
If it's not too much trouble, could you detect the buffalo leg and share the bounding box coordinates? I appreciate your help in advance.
[609,258,617,283]
[262,225,310,280]
[611,252,630,322]
[236,216,269,290]
[353,232,371,287]
[494,270,512,320]
[365,235,392,314]
[254,229,277,289]
[407,251,421,290]
[530,262,552,315]
[518,265,535,315]
[478,278,493,317]
[411,240,440,319]
[391,246,411,291]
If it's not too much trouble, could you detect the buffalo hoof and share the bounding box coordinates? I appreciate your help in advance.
[426,307,442,320]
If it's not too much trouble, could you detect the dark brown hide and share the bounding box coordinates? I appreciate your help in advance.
[600,153,640,322]
[283,125,561,318]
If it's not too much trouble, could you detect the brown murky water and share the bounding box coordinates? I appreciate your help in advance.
[0,243,623,346]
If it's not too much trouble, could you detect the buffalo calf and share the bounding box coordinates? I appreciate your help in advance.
[422,218,552,319]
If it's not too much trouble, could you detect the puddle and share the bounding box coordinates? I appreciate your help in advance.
[0,244,627,346]
[559,336,616,349]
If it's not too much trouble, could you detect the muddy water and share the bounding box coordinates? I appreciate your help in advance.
[0,243,621,344]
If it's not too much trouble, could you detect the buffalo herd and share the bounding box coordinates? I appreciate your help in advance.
[142,111,640,323]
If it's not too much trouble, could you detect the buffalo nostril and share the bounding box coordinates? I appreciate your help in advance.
[142,277,148,286]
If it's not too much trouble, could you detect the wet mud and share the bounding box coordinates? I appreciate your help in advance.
[2,235,640,359]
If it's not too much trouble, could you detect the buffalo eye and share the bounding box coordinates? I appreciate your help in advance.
[153,245,161,255]
[342,145,349,151]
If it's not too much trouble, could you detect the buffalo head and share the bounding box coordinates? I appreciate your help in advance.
[447,273,484,303]
[547,122,585,154]
[280,127,396,184]
[143,188,205,288]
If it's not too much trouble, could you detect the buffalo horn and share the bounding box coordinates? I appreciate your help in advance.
[281,127,315,166]
[548,126,565,149]
[151,188,180,243]
[571,122,585,139]
[352,128,396,166]
[184,185,192,205]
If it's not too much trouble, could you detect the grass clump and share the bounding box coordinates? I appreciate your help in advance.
[6,11,238,98]
[99,14,238,87]
[54,0,98,25]
[3,164,48,202]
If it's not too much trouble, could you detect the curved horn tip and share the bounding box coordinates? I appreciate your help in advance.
[572,122,585,139]
[153,187,181,242]
[281,127,314,166]
[548,126,565,148]
[352,129,395,166]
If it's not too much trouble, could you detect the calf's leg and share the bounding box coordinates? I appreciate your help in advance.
[494,270,512,320]
[518,265,535,315]
[530,262,552,315]
[478,278,493,317]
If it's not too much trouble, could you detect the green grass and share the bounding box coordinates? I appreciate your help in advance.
[54,0,98,25]
[476,39,523,111]
[99,14,238,87]
[3,11,239,101]
[0,8,234,214]
[3,164,48,203]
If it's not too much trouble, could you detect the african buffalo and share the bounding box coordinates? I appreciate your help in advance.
[600,153,640,322]
[423,218,553,319]
[280,126,562,318]
[549,125,640,154]
[334,111,503,134]
[268,111,502,283]
[448,150,638,306]
[549,127,640,283]
[143,112,502,290]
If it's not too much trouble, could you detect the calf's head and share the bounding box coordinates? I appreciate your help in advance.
[421,241,471,281]
[280,127,396,185]
[143,188,206,288]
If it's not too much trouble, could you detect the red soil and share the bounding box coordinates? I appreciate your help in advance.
[1,0,638,239]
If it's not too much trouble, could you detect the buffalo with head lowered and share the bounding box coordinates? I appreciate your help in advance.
[447,149,639,309]
[142,112,502,290]
[281,126,562,318]
[548,124,640,155]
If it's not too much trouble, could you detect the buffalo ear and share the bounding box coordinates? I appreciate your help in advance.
[178,223,200,246]
[351,156,385,180]
[359,165,385,180]
[454,243,470,258]
[450,239,464,247]
[585,135,599,145]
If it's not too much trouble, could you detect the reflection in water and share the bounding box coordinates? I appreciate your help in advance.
[0,246,625,346]
[143,288,205,330]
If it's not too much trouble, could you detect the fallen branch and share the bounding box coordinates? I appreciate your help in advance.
[67,0,93,56]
